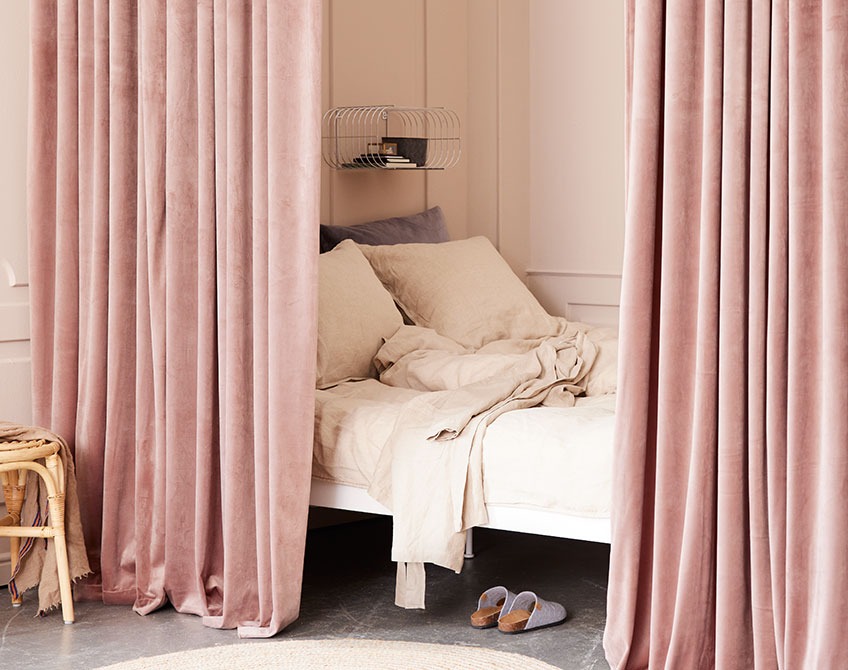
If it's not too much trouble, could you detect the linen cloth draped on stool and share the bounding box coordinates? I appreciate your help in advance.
[0,422,90,614]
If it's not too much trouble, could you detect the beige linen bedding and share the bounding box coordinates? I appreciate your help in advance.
[313,386,614,514]
[314,320,616,608]
[482,396,614,515]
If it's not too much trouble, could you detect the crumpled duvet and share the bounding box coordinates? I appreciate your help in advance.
[363,321,601,608]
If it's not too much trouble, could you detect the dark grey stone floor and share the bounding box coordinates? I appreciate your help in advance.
[0,514,611,669]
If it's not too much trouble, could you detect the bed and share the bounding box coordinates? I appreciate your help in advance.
[311,384,614,544]
[309,208,617,607]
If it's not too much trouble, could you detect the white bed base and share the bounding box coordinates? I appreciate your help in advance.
[309,478,611,555]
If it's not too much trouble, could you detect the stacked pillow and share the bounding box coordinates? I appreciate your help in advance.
[316,208,562,387]
[317,207,451,388]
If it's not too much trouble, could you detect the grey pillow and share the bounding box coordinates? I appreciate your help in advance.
[319,206,449,253]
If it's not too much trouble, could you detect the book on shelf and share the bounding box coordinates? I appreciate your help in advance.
[357,153,411,162]
[352,154,418,168]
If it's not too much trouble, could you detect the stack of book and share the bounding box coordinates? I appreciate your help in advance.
[351,153,418,168]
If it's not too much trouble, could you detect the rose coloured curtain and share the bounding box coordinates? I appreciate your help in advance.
[28,0,321,637]
[605,1,848,668]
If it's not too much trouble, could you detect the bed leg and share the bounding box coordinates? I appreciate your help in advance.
[464,528,475,559]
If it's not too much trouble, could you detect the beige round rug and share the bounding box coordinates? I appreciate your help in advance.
[94,638,562,670]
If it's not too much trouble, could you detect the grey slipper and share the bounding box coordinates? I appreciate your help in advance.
[497,590,567,634]
[470,586,518,629]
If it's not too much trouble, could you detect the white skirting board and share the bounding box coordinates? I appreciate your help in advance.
[309,477,611,545]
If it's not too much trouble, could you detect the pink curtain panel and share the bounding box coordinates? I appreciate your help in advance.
[606,1,848,668]
[27,0,321,637]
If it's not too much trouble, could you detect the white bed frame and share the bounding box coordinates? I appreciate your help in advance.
[309,477,611,557]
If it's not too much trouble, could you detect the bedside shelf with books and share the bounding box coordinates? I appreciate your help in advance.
[322,105,461,171]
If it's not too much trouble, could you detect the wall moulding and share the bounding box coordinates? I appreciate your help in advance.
[527,271,621,328]
[525,268,623,280]
[0,305,30,343]
[1,258,29,289]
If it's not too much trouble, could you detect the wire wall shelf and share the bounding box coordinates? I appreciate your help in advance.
[322,105,461,170]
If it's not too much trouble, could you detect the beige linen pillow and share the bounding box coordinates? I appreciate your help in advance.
[359,236,559,349]
[317,240,403,388]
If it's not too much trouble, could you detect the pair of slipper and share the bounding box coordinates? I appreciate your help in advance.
[470,586,567,634]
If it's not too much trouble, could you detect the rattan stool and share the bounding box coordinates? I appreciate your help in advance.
[0,439,74,623]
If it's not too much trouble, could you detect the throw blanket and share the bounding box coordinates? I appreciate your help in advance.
[0,422,91,614]
[365,323,599,608]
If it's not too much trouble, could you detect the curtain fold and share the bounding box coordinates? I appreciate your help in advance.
[28,0,321,637]
[606,1,848,668]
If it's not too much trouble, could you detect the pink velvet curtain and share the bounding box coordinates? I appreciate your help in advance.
[605,2,848,668]
[28,1,321,637]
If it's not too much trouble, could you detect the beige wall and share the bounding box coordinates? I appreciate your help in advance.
[321,0,533,278]
[321,0,471,244]
[0,0,30,585]
[465,0,531,277]
[321,1,625,321]
[527,1,625,325]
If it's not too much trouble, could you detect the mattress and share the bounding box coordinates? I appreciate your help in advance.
[313,379,615,518]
